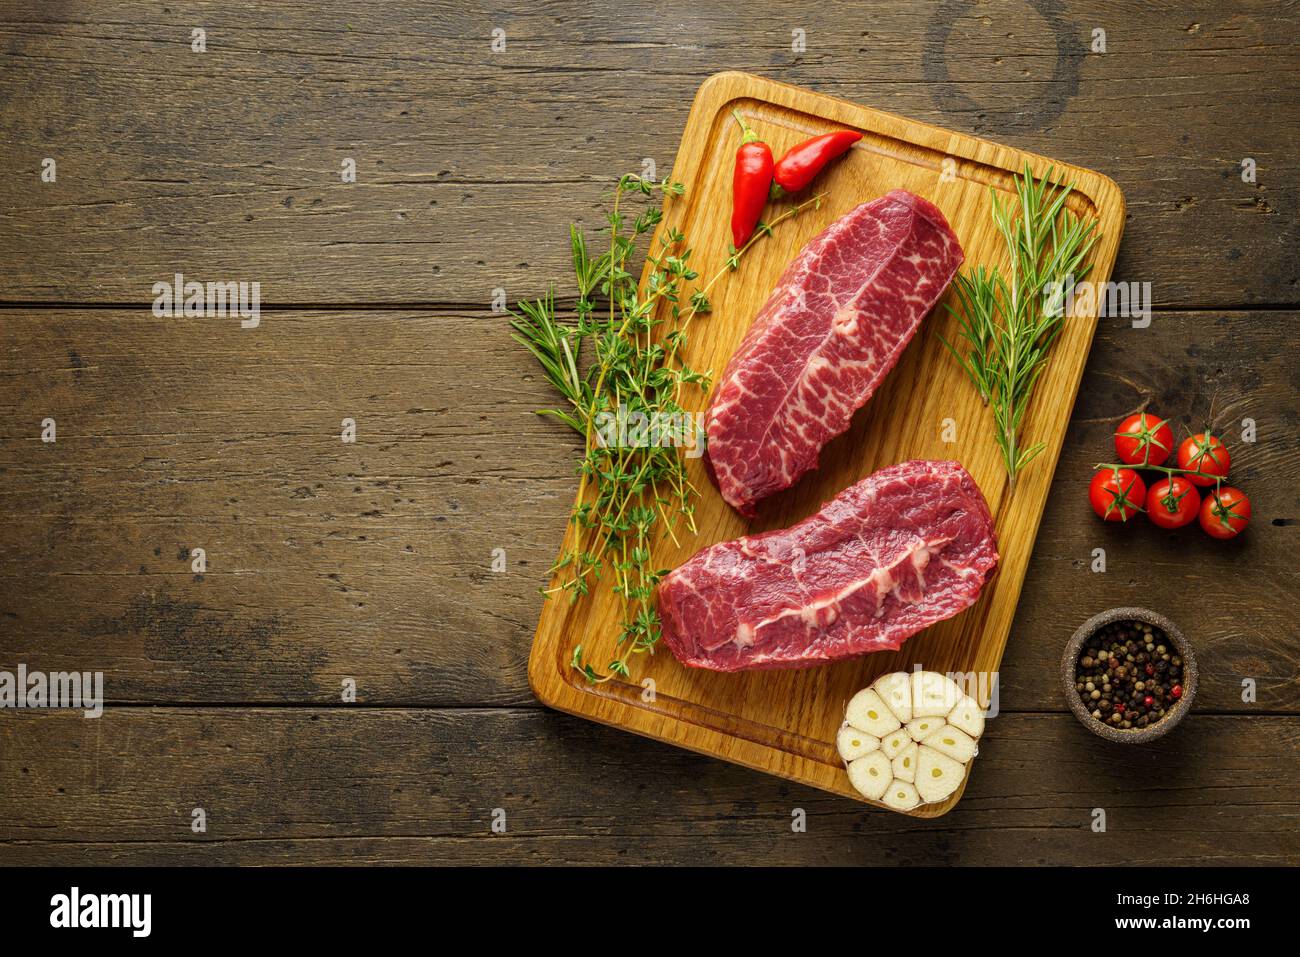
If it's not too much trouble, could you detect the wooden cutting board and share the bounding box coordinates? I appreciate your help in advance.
[527,71,1125,816]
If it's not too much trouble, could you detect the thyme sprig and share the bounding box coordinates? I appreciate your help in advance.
[941,164,1101,494]
[511,173,823,682]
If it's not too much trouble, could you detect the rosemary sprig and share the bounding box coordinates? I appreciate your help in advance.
[511,173,823,682]
[941,163,1100,495]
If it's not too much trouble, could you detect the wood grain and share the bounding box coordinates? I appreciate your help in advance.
[528,71,1127,815]
[1004,310,1300,713]
[1,309,1294,709]
[0,308,565,705]
[0,0,1295,864]
[0,0,1294,306]
[1,708,1295,865]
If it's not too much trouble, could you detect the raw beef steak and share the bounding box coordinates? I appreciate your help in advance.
[706,190,964,515]
[657,460,998,672]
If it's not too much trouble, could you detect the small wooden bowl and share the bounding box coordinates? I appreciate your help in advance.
[1060,607,1197,744]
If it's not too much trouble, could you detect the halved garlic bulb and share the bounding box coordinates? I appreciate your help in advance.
[836,670,986,810]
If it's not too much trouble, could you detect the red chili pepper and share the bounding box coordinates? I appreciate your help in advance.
[730,109,773,250]
[771,129,863,196]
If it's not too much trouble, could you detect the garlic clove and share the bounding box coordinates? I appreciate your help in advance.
[846,750,892,801]
[836,724,880,762]
[915,745,965,804]
[872,671,913,723]
[892,742,918,783]
[906,715,943,742]
[881,779,921,811]
[911,670,964,718]
[880,727,911,761]
[845,688,902,738]
[924,724,977,764]
[947,694,986,739]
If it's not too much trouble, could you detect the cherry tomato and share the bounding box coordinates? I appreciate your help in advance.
[1199,486,1250,539]
[1089,468,1146,522]
[1145,476,1201,529]
[1176,432,1230,487]
[1114,412,1173,467]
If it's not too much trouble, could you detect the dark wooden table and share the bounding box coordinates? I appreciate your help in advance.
[1,1,1296,865]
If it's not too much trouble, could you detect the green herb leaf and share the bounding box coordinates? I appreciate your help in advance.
[944,166,1100,494]
[513,172,825,682]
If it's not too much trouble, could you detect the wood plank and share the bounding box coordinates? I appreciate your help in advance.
[0,308,565,705]
[0,708,1294,865]
[1005,309,1300,713]
[1,309,1294,709]
[0,0,1295,305]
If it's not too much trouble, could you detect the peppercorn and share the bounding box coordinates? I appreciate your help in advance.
[1075,619,1186,733]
